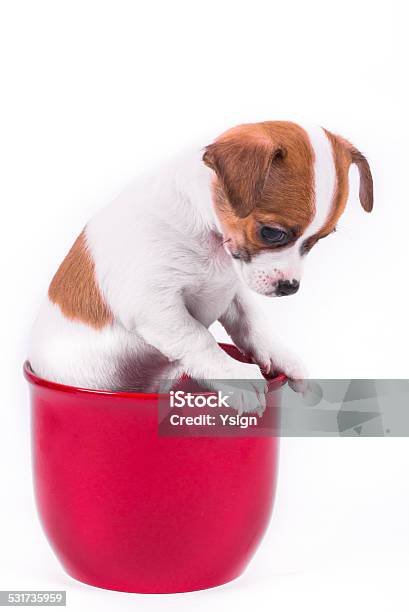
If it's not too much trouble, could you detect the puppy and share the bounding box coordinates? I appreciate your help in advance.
[29,121,373,413]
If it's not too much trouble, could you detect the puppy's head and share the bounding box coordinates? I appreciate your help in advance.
[203,121,373,296]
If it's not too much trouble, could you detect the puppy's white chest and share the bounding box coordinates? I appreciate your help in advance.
[183,243,238,327]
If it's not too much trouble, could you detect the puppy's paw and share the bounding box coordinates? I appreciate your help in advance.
[245,343,307,394]
[209,362,268,416]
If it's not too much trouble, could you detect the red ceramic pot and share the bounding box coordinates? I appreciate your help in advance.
[24,344,285,594]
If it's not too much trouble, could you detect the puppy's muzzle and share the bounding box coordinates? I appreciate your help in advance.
[276,279,300,296]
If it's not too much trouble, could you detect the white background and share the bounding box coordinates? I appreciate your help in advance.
[1,1,408,610]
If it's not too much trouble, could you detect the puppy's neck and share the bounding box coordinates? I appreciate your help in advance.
[172,148,222,237]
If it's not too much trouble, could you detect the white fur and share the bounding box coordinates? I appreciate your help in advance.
[29,149,272,411]
[240,126,336,295]
[302,125,337,239]
[29,127,336,407]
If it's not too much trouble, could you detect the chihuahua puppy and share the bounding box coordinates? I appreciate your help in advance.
[29,121,373,413]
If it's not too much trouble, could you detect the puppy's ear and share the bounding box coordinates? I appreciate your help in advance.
[349,146,373,212]
[203,136,285,218]
[327,130,374,213]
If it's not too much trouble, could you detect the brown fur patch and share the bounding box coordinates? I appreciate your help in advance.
[48,230,113,328]
[203,121,315,258]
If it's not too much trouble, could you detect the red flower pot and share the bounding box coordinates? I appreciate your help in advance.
[24,344,285,593]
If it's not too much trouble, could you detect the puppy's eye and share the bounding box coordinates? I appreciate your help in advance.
[260,226,288,245]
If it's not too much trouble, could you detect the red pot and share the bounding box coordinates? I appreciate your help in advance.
[24,344,285,593]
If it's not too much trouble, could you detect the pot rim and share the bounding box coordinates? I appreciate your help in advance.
[23,343,287,399]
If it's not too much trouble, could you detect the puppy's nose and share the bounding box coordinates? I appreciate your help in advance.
[276,279,300,296]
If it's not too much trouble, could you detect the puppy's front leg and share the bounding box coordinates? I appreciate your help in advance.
[219,289,306,389]
[136,300,268,414]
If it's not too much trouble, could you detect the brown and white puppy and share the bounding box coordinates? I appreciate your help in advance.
[29,121,373,413]
[203,122,372,295]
